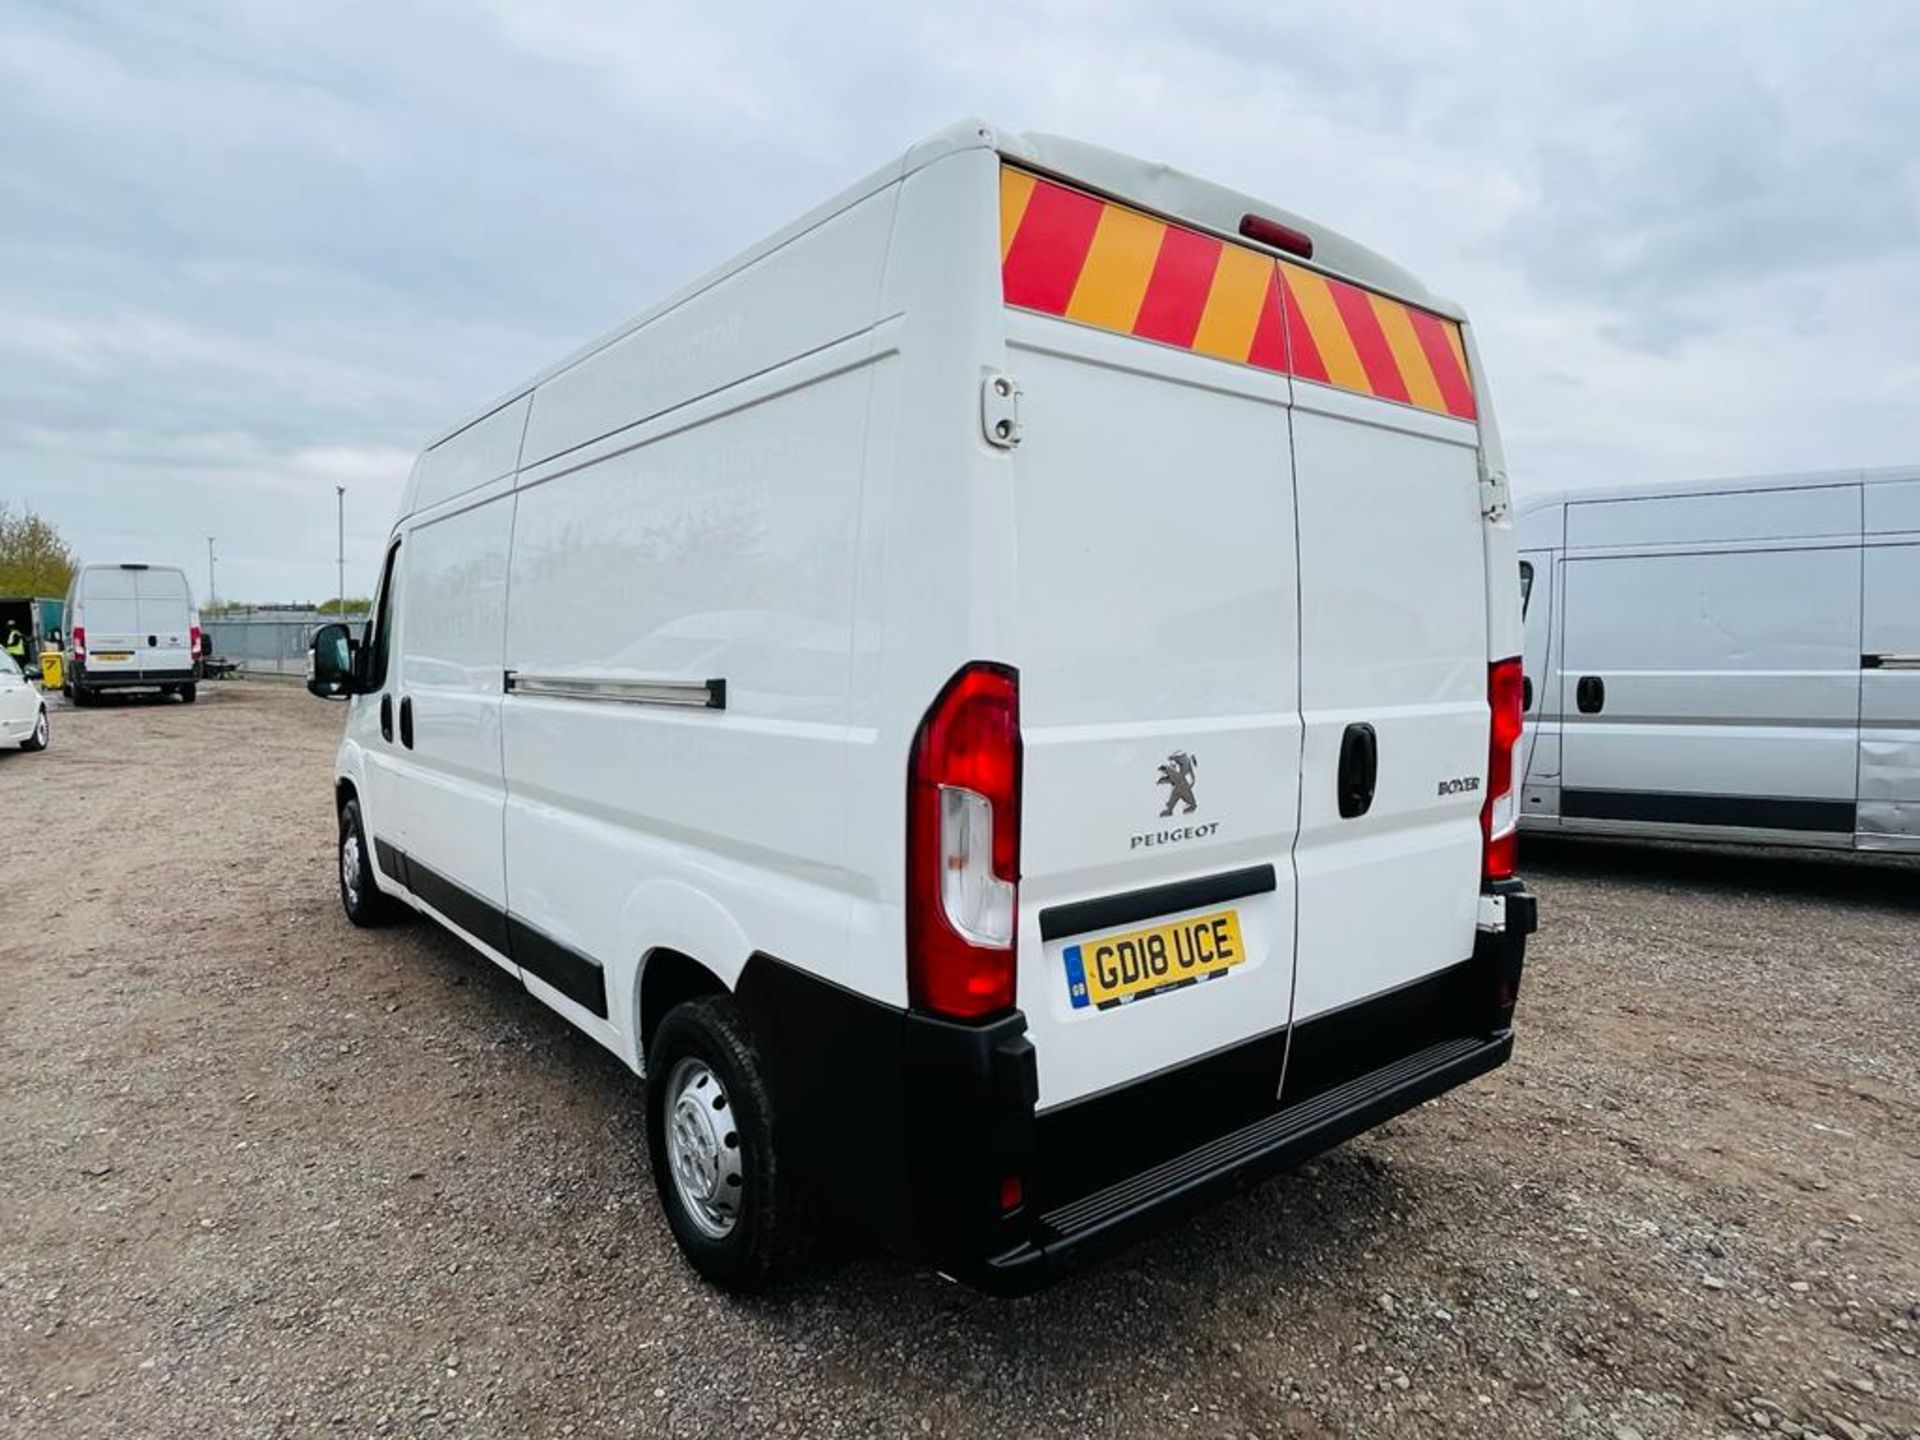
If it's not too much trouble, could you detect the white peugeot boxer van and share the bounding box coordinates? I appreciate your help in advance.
[1519,466,1920,851]
[308,121,1535,1294]
[65,563,200,705]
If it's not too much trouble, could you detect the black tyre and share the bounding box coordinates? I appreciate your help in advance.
[337,797,397,927]
[179,683,197,704]
[646,996,800,1291]
[71,685,92,708]
[20,706,48,752]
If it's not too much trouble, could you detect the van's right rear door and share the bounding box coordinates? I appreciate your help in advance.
[1276,262,1492,1101]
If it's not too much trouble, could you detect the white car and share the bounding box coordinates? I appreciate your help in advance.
[0,652,50,752]
[307,120,1534,1295]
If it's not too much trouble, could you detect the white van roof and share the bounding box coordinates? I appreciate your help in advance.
[1517,463,1920,518]
[407,118,1461,501]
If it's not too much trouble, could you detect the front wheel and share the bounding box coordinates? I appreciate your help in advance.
[645,996,801,1291]
[337,797,397,927]
[20,707,48,752]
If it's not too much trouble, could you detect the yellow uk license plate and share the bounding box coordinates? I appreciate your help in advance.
[94,651,133,661]
[1063,908,1246,1011]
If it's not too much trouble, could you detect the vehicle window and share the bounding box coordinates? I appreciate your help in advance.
[1519,560,1534,619]
[364,540,402,691]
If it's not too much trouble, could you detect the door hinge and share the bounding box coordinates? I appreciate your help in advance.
[982,371,1023,449]
[1478,469,1511,522]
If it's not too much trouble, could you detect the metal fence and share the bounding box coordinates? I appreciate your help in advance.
[204,611,369,677]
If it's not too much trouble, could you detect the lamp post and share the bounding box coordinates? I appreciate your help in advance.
[207,536,217,612]
[335,486,346,615]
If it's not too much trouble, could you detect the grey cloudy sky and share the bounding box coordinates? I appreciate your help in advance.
[3,0,1916,603]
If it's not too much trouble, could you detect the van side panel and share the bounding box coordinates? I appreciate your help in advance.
[1556,485,1863,834]
[501,190,899,1063]
[1287,394,1488,1027]
[518,191,897,472]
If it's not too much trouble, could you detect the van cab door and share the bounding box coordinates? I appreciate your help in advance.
[381,496,517,969]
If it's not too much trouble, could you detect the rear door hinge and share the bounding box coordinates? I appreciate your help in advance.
[982,371,1023,449]
[1479,469,1511,522]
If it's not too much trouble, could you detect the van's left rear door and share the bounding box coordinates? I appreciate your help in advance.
[999,170,1303,1120]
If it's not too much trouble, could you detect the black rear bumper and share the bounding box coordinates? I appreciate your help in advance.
[71,663,196,690]
[973,1029,1511,1294]
[737,881,1535,1294]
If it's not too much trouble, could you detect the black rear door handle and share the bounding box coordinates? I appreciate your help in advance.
[380,693,393,743]
[1576,675,1606,714]
[1337,722,1378,818]
[399,696,414,750]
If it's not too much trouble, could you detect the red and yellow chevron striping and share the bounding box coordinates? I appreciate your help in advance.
[999,167,1476,422]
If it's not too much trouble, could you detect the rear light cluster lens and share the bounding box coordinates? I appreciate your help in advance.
[72,626,86,659]
[1482,657,1525,880]
[190,625,201,656]
[907,663,1022,1019]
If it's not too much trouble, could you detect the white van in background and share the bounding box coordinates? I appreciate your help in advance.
[1519,465,1920,850]
[308,120,1535,1294]
[64,563,201,705]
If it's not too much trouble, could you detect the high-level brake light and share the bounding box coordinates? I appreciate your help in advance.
[1238,213,1315,259]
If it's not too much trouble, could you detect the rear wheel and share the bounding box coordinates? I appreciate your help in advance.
[20,707,48,752]
[179,683,197,704]
[338,797,397,927]
[71,685,92,708]
[645,996,800,1291]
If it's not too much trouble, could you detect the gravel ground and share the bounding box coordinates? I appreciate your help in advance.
[2,682,1916,1439]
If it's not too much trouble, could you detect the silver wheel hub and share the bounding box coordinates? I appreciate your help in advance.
[34,712,47,744]
[663,1057,743,1239]
[341,830,362,909]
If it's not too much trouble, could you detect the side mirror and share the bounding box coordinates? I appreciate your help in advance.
[307,622,357,701]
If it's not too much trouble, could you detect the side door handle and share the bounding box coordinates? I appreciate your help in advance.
[379,693,393,743]
[1576,675,1606,714]
[1337,721,1378,819]
[399,696,414,750]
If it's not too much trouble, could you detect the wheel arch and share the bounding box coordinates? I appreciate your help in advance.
[622,879,756,1068]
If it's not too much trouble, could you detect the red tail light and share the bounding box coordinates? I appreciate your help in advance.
[190,625,201,656]
[907,663,1021,1018]
[1482,657,1525,880]
[72,626,86,659]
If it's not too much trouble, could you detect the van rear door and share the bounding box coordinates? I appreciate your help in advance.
[1001,171,1304,1112]
[134,568,194,675]
[82,567,143,678]
[1273,262,1491,1098]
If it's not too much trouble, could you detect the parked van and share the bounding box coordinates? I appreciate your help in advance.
[65,564,200,705]
[307,120,1535,1294]
[1518,465,1920,850]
